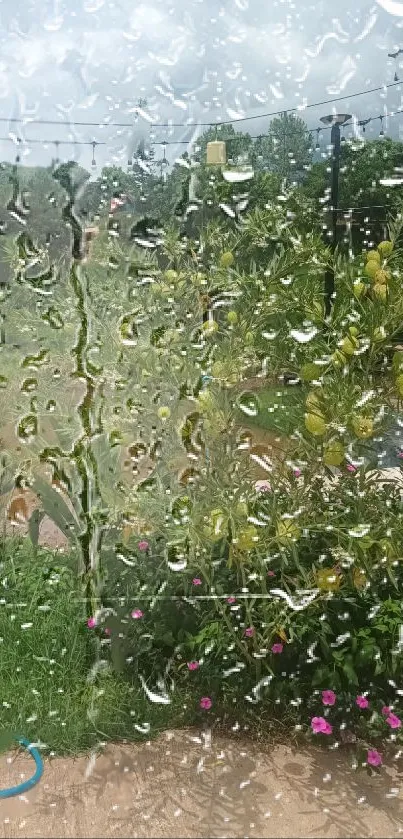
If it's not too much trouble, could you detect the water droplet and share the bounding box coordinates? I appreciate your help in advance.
[347,524,371,538]
[17,414,38,440]
[238,392,260,417]
[290,327,319,343]
[222,168,254,183]
[21,378,38,393]
[119,314,139,347]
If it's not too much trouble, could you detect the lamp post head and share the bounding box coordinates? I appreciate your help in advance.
[320,113,352,126]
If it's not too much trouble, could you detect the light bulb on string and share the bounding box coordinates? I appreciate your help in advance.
[315,129,321,152]
[160,143,169,183]
[91,141,97,168]
[379,116,385,137]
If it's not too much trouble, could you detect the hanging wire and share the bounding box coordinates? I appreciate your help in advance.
[358,118,371,134]
[54,140,60,163]
[379,115,385,137]
[0,79,401,130]
[388,48,403,83]
[315,129,321,152]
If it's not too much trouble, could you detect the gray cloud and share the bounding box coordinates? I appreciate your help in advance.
[0,0,402,168]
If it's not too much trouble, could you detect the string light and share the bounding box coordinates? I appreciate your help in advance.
[91,141,97,168]
[379,116,385,137]
[0,79,401,131]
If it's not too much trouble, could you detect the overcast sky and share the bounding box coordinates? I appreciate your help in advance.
[1,0,403,170]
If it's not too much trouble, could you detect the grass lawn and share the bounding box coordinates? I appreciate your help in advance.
[238,384,303,436]
[0,538,187,756]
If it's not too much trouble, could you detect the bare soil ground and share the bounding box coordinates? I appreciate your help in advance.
[1,730,403,838]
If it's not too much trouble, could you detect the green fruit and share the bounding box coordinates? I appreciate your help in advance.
[373,283,387,301]
[351,415,374,439]
[323,440,345,467]
[366,249,381,263]
[341,335,358,356]
[202,320,219,334]
[244,331,254,345]
[227,310,238,324]
[332,349,347,367]
[353,282,366,299]
[235,501,248,517]
[396,374,403,397]
[392,351,403,374]
[276,520,301,545]
[374,268,389,285]
[349,326,359,337]
[306,391,320,411]
[164,269,178,283]
[373,326,386,343]
[305,411,326,436]
[378,240,393,257]
[219,251,235,269]
[364,260,380,279]
[206,508,228,541]
[300,363,318,382]
[236,525,259,551]
[157,406,171,420]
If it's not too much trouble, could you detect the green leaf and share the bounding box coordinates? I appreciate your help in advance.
[32,477,81,541]
[28,508,45,554]
[342,660,359,686]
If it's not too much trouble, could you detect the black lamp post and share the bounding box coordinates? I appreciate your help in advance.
[320,113,351,316]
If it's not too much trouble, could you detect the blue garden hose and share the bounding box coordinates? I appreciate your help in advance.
[0,737,43,798]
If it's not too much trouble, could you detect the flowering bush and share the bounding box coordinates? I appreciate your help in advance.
[3,170,403,771]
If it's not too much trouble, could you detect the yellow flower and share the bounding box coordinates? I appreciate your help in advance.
[276,520,301,544]
[353,567,367,589]
[316,568,341,591]
[351,415,374,439]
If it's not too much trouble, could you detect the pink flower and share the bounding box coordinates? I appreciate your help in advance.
[356,695,369,710]
[381,706,391,716]
[398,450,403,459]
[367,749,382,767]
[227,596,236,604]
[347,463,357,473]
[138,540,149,551]
[255,480,271,493]
[87,616,96,629]
[267,570,276,578]
[104,627,111,636]
[293,468,302,478]
[311,717,333,735]
[386,713,402,729]
[200,697,212,710]
[131,609,144,619]
[244,627,255,637]
[187,661,199,671]
[271,643,284,654]
[322,690,337,707]
[192,577,202,586]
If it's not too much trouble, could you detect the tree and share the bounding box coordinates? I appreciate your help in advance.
[303,137,403,247]
[252,112,312,182]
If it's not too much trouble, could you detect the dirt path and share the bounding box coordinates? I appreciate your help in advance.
[1,730,402,838]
